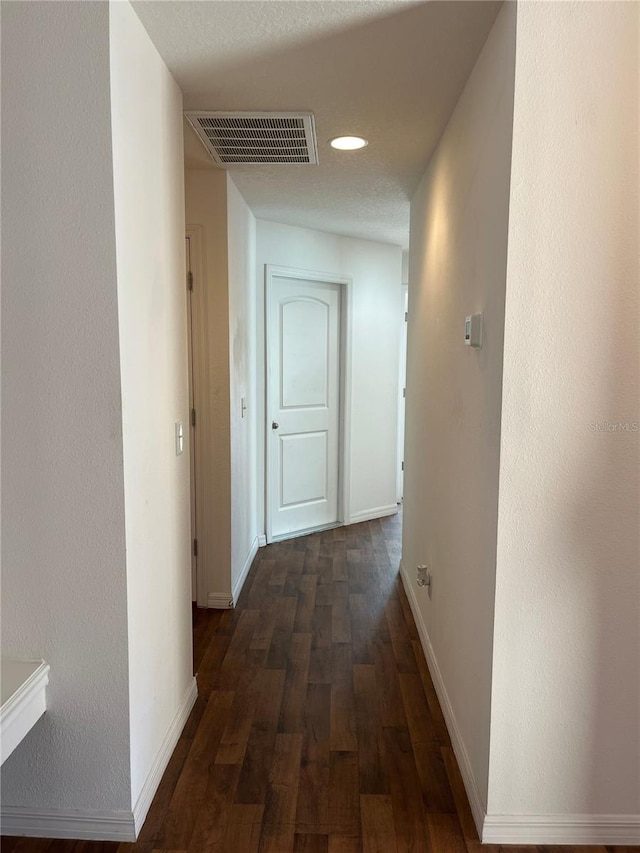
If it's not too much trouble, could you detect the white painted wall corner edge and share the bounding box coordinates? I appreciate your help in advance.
[132,677,198,835]
[207,536,260,609]
[231,536,260,607]
[0,678,198,842]
[400,561,640,847]
[398,561,486,839]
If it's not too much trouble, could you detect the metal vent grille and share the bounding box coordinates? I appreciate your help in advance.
[184,111,318,166]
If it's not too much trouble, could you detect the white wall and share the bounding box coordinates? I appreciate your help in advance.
[227,179,259,594]
[489,0,640,819]
[255,221,403,531]
[1,1,195,834]
[1,0,131,812]
[403,0,639,837]
[402,0,516,813]
[109,0,193,808]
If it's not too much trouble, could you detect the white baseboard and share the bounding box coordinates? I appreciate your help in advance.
[132,676,198,835]
[258,534,267,547]
[1,678,198,842]
[0,806,136,842]
[207,592,234,609]
[231,536,259,606]
[482,813,640,845]
[400,561,640,847]
[349,503,398,525]
[399,561,486,839]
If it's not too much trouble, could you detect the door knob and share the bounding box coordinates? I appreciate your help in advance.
[272,421,279,430]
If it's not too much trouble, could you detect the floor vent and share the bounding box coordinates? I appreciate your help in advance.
[184,111,318,166]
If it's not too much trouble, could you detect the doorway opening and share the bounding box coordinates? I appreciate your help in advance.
[185,225,207,612]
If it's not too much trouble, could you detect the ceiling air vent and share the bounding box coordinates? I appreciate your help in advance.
[184,111,318,166]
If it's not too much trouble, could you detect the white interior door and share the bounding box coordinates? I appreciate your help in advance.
[267,275,342,541]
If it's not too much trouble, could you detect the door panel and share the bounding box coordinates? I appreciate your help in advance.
[268,276,341,540]
[281,299,330,408]
[280,431,328,507]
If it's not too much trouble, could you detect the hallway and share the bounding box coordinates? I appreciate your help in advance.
[1,514,632,853]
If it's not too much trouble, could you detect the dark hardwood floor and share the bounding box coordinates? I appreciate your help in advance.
[2,513,634,852]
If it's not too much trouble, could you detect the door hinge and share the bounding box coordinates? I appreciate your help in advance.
[193,538,198,557]
[191,408,196,428]
[187,271,194,291]
[404,311,408,322]
[402,387,406,398]
[401,461,404,471]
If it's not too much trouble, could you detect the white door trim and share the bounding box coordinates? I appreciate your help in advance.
[185,225,208,608]
[397,284,408,503]
[264,265,352,544]
[185,236,197,602]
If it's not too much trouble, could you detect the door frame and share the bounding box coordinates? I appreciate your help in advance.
[185,234,197,602]
[397,284,408,503]
[186,225,208,608]
[264,265,353,544]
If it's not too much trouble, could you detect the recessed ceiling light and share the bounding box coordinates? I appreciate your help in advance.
[329,135,368,151]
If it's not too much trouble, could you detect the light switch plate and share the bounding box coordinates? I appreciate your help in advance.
[464,313,483,348]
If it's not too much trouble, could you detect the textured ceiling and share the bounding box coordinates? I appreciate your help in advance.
[133,1,501,249]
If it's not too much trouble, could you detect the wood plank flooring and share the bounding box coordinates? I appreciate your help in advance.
[1,513,633,852]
